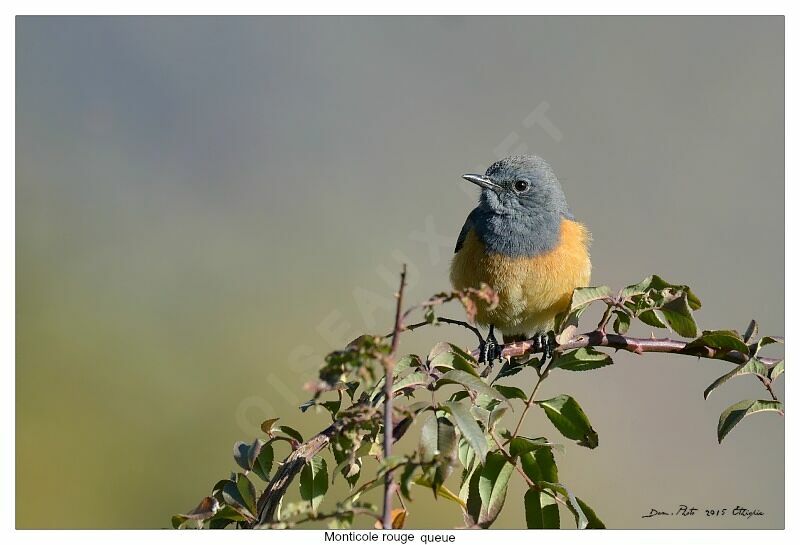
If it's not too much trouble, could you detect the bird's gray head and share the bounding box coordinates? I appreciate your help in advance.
[461,155,572,257]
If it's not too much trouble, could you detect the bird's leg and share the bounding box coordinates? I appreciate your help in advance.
[479,324,501,366]
[533,331,556,366]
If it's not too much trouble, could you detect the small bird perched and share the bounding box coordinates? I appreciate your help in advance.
[450,155,591,362]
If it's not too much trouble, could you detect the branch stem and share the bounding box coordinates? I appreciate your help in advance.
[488,330,782,367]
[381,265,407,529]
[510,373,546,440]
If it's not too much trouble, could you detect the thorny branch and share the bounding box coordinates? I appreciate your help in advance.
[489,330,783,367]
[255,313,781,526]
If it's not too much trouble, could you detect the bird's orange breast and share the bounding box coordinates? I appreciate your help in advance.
[450,219,591,336]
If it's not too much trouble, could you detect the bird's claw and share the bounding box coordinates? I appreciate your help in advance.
[533,331,556,363]
[479,325,502,366]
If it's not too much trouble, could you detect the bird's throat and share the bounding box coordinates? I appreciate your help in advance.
[475,210,562,257]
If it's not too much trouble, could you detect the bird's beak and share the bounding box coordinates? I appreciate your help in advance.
[461,174,502,192]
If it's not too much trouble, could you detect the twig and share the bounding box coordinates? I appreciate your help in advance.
[381,264,407,529]
[483,330,782,367]
[596,304,614,334]
[255,406,375,525]
[510,373,546,440]
[757,376,779,401]
[387,316,484,343]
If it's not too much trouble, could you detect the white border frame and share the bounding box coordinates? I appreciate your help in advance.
[4,4,793,545]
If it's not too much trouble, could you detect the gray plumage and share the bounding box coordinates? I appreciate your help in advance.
[455,155,572,257]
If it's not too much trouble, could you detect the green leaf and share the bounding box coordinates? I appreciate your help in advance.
[620,277,652,298]
[458,437,476,471]
[252,442,274,482]
[424,306,438,325]
[211,478,229,499]
[686,330,749,355]
[488,406,507,430]
[524,489,559,528]
[742,320,758,343]
[443,401,489,464]
[419,415,438,463]
[449,390,471,403]
[437,417,458,464]
[612,310,631,334]
[206,505,246,529]
[477,451,514,528]
[299,456,328,513]
[222,475,257,520]
[569,286,613,312]
[553,348,613,372]
[622,276,701,337]
[754,335,784,355]
[345,381,360,400]
[492,358,527,382]
[246,438,266,470]
[509,436,558,458]
[703,358,771,400]
[576,497,605,529]
[658,293,698,338]
[717,399,784,443]
[520,448,559,483]
[621,275,701,310]
[429,343,480,377]
[539,482,587,529]
[638,309,667,329]
[395,417,414,442]
[427,341,451,361]
[321,398,342,419]
[330,433,365,488]
[469,405,490,431]
[235,474,257,516]
[412,476,466,507]
[407,400,433,414]
[260,418,280,435]
[769,360,784,381]
[395,354,422,375]
[172,496,220,528]
[556,286,612,331]
[399,462,417,500]
[493,385,527,401]
[276,425,304,444]
[392,371,428,393]
[436,370,509,404]
[536,395,598,449]
[233,441,252,471]
[459,462,482,526]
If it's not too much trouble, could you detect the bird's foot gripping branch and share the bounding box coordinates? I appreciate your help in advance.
[173,272,783,530]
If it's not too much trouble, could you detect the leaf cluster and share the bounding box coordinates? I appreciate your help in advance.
[175,275,783,529]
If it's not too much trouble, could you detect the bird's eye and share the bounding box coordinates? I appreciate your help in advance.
[513,180,530,193]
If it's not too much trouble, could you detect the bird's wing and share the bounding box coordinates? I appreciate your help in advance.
[454,208,479,254]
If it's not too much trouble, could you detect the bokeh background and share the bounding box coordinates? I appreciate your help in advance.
[16,16,784,529]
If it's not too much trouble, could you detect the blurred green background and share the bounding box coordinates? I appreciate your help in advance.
[16,16,784,529]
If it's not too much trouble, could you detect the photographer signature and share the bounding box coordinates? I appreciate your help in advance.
[642,505,764,519]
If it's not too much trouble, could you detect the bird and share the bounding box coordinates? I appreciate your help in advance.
[449,155,591,363]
